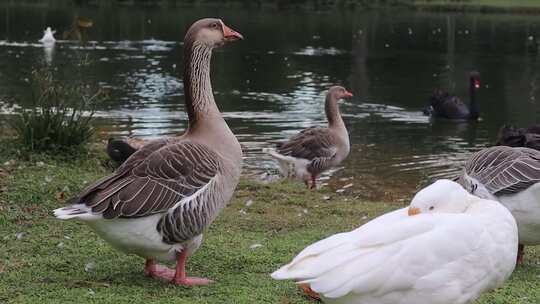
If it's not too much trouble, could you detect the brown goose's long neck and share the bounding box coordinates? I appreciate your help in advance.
[183,40,221,129]
[325,95,344,129]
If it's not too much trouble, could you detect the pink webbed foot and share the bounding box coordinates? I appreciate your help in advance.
[144,260,175,281]
[172,276,214,286]
[144,250,214,286]
[171,249,214,286]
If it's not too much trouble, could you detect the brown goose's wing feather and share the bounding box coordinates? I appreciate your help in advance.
[277,127,337,160]
[465,146,540,195]
[78,138,171,200]
[74,140,220,219]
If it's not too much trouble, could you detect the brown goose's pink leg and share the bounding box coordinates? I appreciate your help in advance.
[171,250,214,286]
[517,244,525,264]
[310,175,317,190]
[144,259,175,281]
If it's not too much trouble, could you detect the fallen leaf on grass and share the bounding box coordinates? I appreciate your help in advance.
[55,191,65,200]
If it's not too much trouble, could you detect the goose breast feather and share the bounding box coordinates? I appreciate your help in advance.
[463,146,540,196]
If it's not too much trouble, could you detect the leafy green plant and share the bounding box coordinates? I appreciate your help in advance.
[10,67,106,152]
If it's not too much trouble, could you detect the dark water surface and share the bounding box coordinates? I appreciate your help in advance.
[2,4,540,200]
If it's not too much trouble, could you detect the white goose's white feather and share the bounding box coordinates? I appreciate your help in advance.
[272,180,518,304]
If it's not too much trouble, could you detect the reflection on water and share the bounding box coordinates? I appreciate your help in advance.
[2,4,540,201]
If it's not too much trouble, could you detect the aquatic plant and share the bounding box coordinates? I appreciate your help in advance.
[10,67,106,152]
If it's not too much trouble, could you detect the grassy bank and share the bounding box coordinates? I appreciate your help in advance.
[413,0,540,14]
[1,140,539,303]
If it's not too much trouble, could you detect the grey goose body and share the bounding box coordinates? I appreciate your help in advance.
[457,145,540,262]
[54,18,243,285]
[265,86,352,188]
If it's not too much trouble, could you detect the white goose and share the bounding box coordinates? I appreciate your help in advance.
[457,145,540,263]
[272,180,518,304]
[54,18,243,286]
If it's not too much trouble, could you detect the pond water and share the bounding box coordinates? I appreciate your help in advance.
[2,4,540,201]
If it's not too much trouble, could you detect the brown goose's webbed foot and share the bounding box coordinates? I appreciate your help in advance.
[144,259,175,281]
[171,250,214,286]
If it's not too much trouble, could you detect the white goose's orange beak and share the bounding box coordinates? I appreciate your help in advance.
[408,207,421,216]
[221,21,243,41]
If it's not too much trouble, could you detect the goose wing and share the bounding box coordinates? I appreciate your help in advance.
[464,146,540,195]
[277,127,337,160]
[71,140,221,219]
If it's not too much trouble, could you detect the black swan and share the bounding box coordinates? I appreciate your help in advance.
[424,71,481,120]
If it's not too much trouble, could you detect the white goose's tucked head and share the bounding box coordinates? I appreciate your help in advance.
[408,179,474,216]
[186,18,243,49]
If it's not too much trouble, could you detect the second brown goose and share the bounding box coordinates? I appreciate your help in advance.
[54,18,243,286]
[264,86,352,189]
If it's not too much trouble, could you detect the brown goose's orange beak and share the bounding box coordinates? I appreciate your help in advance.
[344,90,353,98]
[408,207,421,216]
[221,22,243,41]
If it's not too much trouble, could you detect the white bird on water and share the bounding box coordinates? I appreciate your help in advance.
[39,27,56,45]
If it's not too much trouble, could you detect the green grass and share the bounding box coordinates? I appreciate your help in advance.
[0,139,539,303]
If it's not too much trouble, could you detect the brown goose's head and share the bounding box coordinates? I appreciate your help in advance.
[327,86,353,102]
[185,18,243,49]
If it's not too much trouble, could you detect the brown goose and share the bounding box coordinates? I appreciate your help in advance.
[457,146,540,263]
[54,18,243,286]
[264,86,352,189]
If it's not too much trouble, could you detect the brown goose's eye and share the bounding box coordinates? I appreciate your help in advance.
[429,206,434,211]
[211,23,219,29]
